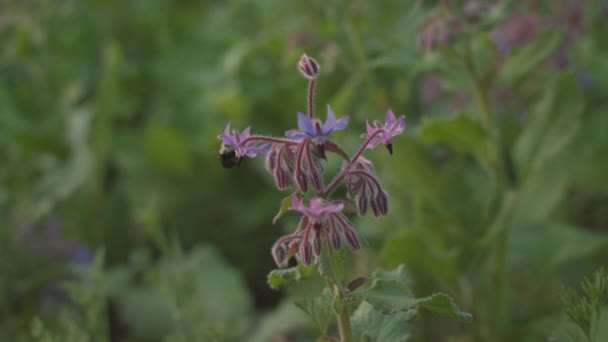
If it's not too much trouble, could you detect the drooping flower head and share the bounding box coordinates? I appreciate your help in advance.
[344,157,389,217]
[271,196,361,267]
[218,123,270,167]
[361,109,406,154]
[285,105,349,141]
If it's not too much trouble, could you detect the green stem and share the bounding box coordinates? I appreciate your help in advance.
[321,236,353,342]
[336,289,354,342]
[462,41,510,342]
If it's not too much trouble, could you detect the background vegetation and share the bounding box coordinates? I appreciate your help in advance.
[1,0,607,341]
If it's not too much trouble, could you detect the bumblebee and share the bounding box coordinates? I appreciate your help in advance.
[219,143,242,168]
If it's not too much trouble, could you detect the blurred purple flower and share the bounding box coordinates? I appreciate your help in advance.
[578,72,594,88]
[285,105,349,141]
[218,123,271,159]
[69,245,94,264]
[361,110,406,154]
[421,75,444,106]
[417,14,462,53]
[491,13,541,54]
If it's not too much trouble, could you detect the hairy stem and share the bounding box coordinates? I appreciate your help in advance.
[336,289,353,342]
[320,172,346,198]
[308,79,316,119]
[241,135,299,146]
[351,129,384,164]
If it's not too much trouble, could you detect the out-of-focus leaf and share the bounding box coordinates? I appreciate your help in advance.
[512,160,569,222]
[508,222,608,274]
[145,124,192,176]
[294,288,334,335]
[247,299,311,342]
[419,114,489,159]
[158,245,253,341]
[382,228,458,285]
[566,107,608,192]
[514,73,585,173]
[351,301,413,342]
[117,288,174,338]
[267,264,314,290]
[32,106,93,220]
[499,31,563,85]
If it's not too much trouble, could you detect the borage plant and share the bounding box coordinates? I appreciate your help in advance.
[218,55,471,341]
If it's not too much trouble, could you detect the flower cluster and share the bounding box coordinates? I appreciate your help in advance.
[218,54,406,268]
[271,197,360,267]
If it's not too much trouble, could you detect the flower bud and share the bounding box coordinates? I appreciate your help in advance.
[295,170,308,193]
[330,230,341,251]
[343,225,361,251]
[271,241,288,268]
[299,240,313,266]
[313,231,322,257]
[297,54,320,80]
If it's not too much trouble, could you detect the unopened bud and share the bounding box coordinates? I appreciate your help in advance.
[295,170,308,193]
[297,54,320,80]
[343,225,361,251]
[300,241,313,266]
[330,230,341,251]
[313,233,322,257]
[271,242,288,268]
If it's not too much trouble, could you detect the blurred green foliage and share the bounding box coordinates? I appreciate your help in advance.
[1,0,607,341]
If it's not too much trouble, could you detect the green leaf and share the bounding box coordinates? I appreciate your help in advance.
[267,264,314,290]
[382,228,458,286]
[317,246,345,288]
[499,31,563,85]
[419,114,489,159]
[353,265,472,321]
[273,195,293,224]
[351,301,413,342]
[355,266,472,321]
[294,288,334,335]
[157,246,254,341]
[565,107,608,192]
[513,73,585,174]
[508,222,608,274]
[511,160,570,222]
[246,299,311,342]
[414,293,473,322]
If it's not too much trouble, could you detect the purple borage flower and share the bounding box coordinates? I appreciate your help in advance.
[361,109,406,154]
[271,196,361,267]
[218,122,271,167]
[285,105,349,141]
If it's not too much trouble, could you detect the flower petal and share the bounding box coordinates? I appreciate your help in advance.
[385,109,396,126]
[241,126,251,140]
[309,199,324,217]
[285,129,310,140]
[291,196,304,213]
[322,105,337,134]
[297,112,315,135]
[334,116,349,131]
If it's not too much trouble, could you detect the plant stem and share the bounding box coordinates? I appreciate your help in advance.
[308,79,315,118]
[336,288,354,342]
[463,41,511,342]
